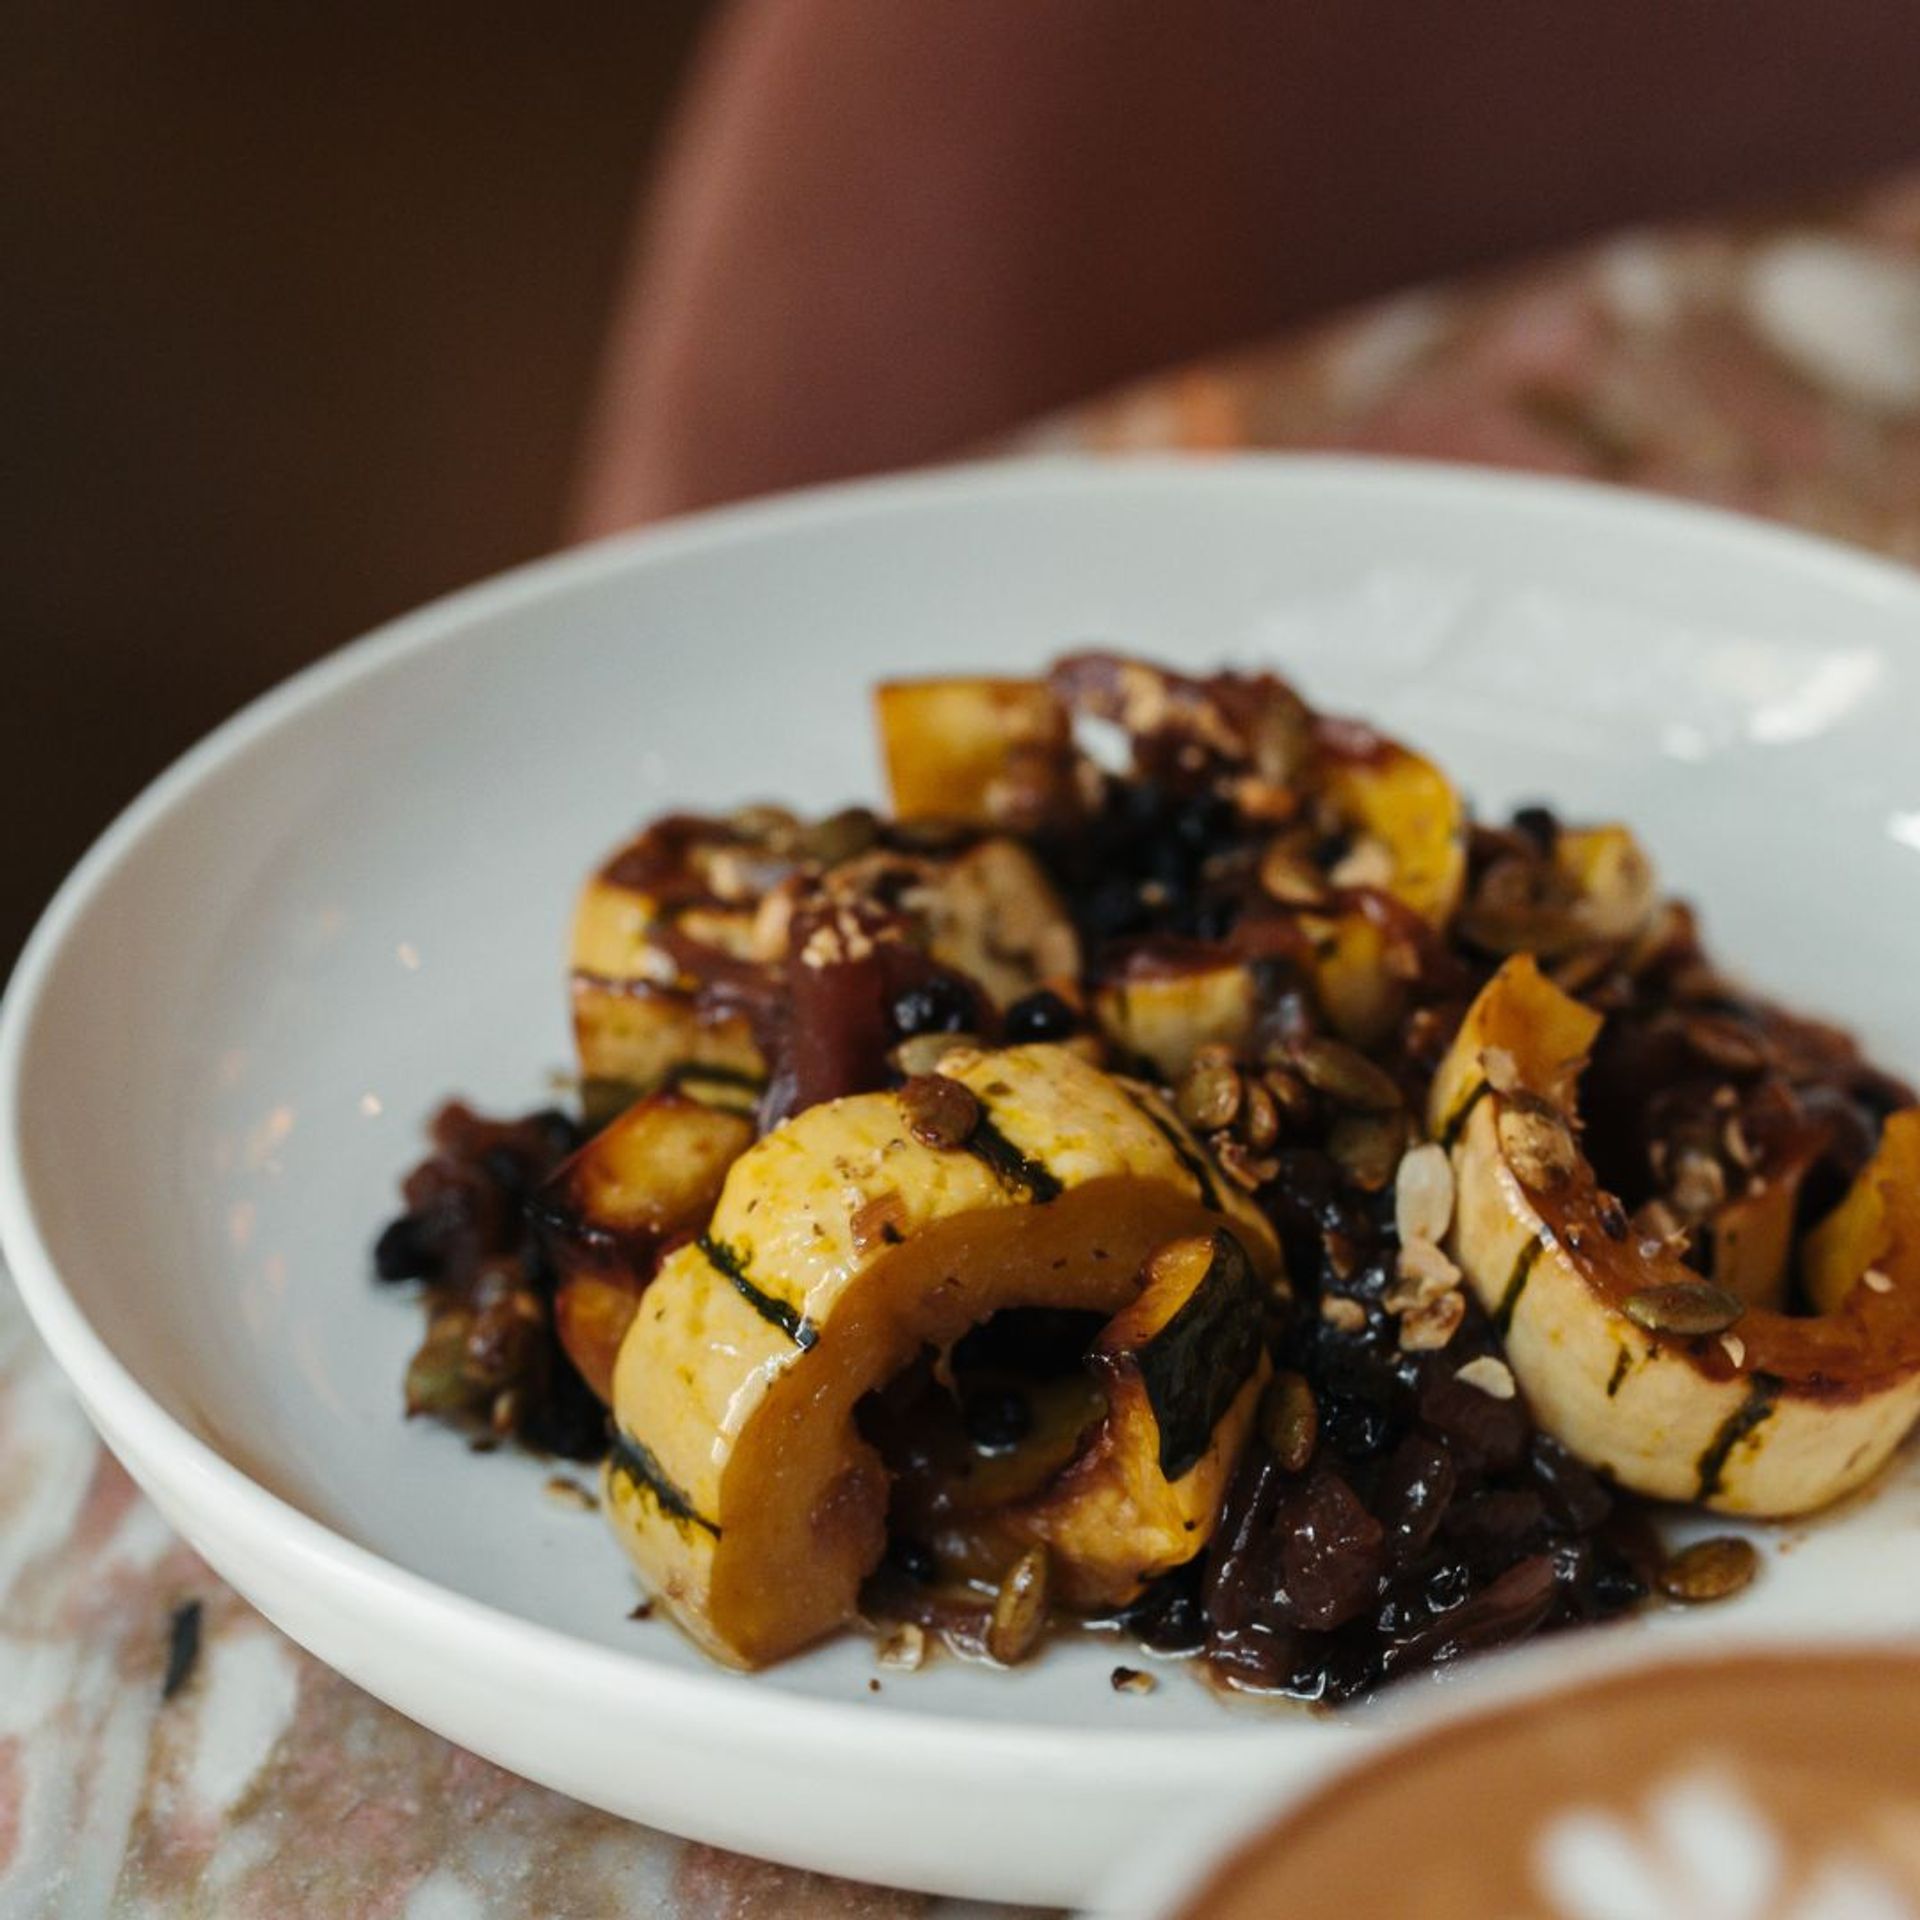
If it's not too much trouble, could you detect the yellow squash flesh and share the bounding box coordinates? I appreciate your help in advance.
[1433,957,1920,1516]
[604,1043,1281,1667]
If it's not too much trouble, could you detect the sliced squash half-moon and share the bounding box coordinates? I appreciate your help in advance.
[604,1042,1281,1667]
[1433,956,1920,1517]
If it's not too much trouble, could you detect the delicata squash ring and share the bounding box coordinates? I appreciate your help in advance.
[1433,957,1920,1516]
[605,1042,1282,1667]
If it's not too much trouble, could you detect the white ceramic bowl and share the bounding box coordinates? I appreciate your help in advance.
[7,458,1920,1907]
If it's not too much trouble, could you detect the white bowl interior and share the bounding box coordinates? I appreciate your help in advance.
[10,457,1920,1899]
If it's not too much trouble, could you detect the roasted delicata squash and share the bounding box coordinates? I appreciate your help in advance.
[604,1043,1282,1667]
[1095,946,1258,1080]
[1314,723,1467,929]
[1433,957,1920,1516]
[533,1091,755,1402]
[570,815,773,1092]
[999,1230,1272,1607]
[875,677,1074,826]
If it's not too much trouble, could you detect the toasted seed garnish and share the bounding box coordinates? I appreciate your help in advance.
[1258,841,1328,907]
[1329,834,1396,893]
[1398,1288,1466,1353]
[1320,1295,1368,1333]
[1864,1267,1896,1295]
[1178,1049,1244,1132]
[1260,1370,1319,1472]
[900,1073,981,1150]
[1387,1237,1461,1311]
[1679,1013,1770,1076]
[986,1547,1051,1666]
[892,1031,982,1078]
[1215,1138,1279,1191]
[1240,1076,1281,1151]
[1720,1333,1747,1368]
[1478,1046,1522,1094]
[1625,1281,1745,1338]
[1657,1535,1759,1604]
[1454,1355,1517,1400]
[877,1622,928,1670]
[1109,1665,1158,1696]
[1670,1149,1728,1218]
[1394,1142,1456,1248]
[543,1476,598,1513]
[1287,1037,1403,1112]
[1262,1067,1315,1128]
[1496,1094,1578,1191]
[1329,1110,1410,1192]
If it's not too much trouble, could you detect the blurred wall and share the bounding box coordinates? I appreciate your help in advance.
[0,3,709,964]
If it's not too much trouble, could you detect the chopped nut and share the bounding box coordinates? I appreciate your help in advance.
[1478,1046,1522,1094]
[1398,1288,1466,1352]
[1394,1142,1455,1248]
[1496,1093,1578,1191]
[891,1031,982,1078]
[1864,1267,1896,1294]
[877,1623,927,1670]
[1386,1237,1461,1311]
[1258,840,1328,906]
[543,1476,598,1513]
[1454,1355,1517,1400]
[1720,1333,1747,1368]
[900,1074,981,1149]
[1328,834,1396,892]
[1670,1149,1728,1218]
[1110,1665,1158,1696]
[1320,1295,1367,1333]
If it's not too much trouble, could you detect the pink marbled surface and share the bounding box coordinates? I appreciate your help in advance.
[6,171,1920,1918]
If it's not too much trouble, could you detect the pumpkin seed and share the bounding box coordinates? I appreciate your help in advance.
[1394,1142,1456,1248]
[1240,1076,1281,1151]
[1680,1012,1770,1076]
[1657,1535,1758,1603]
[1330,1110,1408,1192]
[987,1546,1051,1665]
[900,1074,981,1150]
[1177,1049,1244,1132]
[1215,1139,1279,1191]
[1329,834,1396,892]
[727,803,800,847]
[1260,1370,1319,1472]
[404,1314,482,1418]
[1319,1295,1367,1333]
[1496,1094,1578,1190]
[1625,1281,1745,1338]
[793,807,882,868]
[1288,1037,1403,1112]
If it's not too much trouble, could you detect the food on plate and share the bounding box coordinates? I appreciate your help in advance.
[373,652,1916,1697]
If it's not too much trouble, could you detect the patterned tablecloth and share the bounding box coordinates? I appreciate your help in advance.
[6,171,1920,1918]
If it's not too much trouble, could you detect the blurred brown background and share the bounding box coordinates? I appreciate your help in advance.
[1,3,710,965]
[10,1,1920,972]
